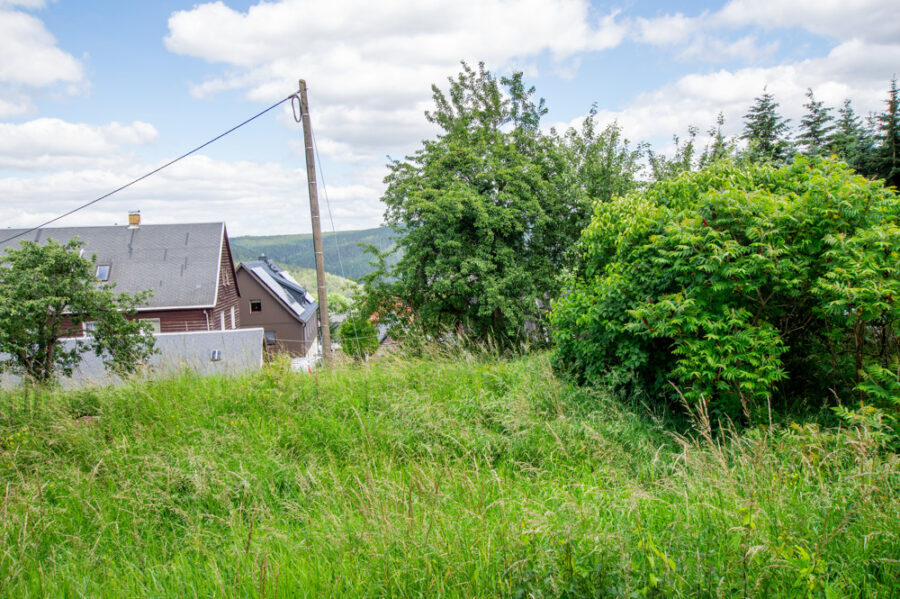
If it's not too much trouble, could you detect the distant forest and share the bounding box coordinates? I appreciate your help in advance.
[231,226,397,280]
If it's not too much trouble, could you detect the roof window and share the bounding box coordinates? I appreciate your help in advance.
[96,265,110,281]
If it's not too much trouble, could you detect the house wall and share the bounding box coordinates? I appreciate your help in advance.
[211,234,241,331]
[0,328,264,389]
[236,269,315,357]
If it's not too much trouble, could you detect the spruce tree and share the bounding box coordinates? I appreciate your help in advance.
[798,88,835,156]
[741,89,792,163]
[877,77,900,187]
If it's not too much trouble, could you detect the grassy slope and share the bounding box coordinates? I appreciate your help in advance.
[1,353,898,597]
[231,227,397,281]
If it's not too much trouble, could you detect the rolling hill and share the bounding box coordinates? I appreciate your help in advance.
[231,226,398,281]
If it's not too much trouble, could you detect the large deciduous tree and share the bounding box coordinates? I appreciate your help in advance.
[381,63,638,344]
[0,238,156,384]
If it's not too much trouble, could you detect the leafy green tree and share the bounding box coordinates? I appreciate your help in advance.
[741,89,792,163]
[0,239,156,384]
[337,315,379,360]
[381,62,588,343]
[558,107,644,203]
[797,88,835,156]
[648,126,699,182]
[699,112,736,168]
[551,157,900,419]
[876,77,900,187]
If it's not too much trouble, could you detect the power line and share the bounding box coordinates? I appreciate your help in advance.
[1,92,298,246]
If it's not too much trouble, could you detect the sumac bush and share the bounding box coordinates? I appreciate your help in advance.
[551,157,900,419]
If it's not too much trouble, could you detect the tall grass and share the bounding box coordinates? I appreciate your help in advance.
[0,352,897,597]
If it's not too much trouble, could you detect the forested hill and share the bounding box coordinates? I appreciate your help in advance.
[231,226,397,280]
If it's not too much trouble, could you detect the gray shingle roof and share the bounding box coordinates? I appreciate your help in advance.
[239,256,317,323]
[0,223,227,309]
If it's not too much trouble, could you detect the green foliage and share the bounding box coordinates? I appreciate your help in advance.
[552,157,900,418]
[0,354,898,596]
[379,63,640,346]
[0,239,156,384]
[876,77,900,188]
[336,314,379,359]
[382,63,579,343]
[558,106,644,203]
[742,90,792,163]
[798,88,836,156]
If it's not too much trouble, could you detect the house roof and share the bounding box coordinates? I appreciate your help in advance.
[238,256,317,323]
[0,222,229,310]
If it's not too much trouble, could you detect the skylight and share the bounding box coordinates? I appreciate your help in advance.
[96,265,110,281]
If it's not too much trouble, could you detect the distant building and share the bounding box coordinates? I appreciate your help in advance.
[0,213,241,334]
[236,256,318,358]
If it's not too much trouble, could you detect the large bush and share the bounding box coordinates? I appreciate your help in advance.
[551,157,900,418]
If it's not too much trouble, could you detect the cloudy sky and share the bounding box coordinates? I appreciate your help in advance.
[0,0,897,236]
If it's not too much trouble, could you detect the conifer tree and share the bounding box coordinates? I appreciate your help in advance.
[741,89,792,163]
[798,88,835,156]
[877,77,900,187]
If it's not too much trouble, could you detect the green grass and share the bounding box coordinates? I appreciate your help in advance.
[1,352,898,597]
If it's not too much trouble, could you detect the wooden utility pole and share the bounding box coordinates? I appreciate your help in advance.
[298,79,332,364]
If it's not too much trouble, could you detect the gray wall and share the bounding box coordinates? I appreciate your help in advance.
[1,328,264,389]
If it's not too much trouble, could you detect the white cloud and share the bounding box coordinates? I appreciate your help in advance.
[0,155,383,236]
[0,5,85,117]
[717,0,900,43]
[582,38,897,148]
[165,0,627,160]
[0,119,158,170]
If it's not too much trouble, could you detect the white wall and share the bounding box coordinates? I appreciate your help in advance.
[1,328,264,389]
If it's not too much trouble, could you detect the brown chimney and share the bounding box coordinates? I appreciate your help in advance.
[128,210,141,229]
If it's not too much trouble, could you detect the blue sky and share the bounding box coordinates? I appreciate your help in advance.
[0,0,897,236]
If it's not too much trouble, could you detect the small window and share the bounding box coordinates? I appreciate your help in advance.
[264,331,276,345]
[250,300,262,312]
[230,306,236,329]
[96,265,110,281]
[83,321,97,336]
[141,318,161,333]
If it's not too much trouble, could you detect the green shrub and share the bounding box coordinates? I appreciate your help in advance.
[551,157,900,419]
[337,315,380,359]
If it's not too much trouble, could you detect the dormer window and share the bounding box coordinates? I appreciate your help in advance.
[96,265,110,281]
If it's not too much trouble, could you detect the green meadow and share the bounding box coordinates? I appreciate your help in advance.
[1,352,898,597]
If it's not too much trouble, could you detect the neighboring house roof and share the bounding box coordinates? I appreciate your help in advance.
[238,256,318,323]
[0,222,233,310]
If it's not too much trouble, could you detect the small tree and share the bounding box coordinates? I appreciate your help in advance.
[741,89,792,163]
[0,238,156,384]
[797,88,835,156]
[337,315,379,360]
[877,77,900,187]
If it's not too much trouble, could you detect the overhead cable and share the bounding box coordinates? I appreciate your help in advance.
[1,92,298,246]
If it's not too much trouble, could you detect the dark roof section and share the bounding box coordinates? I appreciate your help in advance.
[0,222,228,309]
[238,256,317,323]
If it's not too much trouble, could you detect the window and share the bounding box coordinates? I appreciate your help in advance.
[96,265,110,281]
[230,306,236,329]
[264,331,276,345]
[220,311,225,330]
[83,321,97,336]
[141,318,161,333]
[250,300,262,312]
